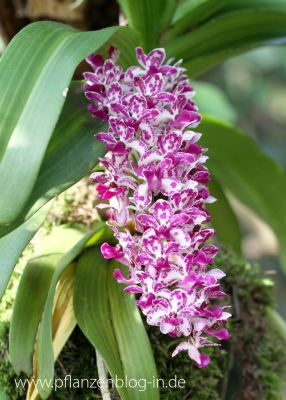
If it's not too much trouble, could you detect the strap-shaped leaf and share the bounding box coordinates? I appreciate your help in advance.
[35,223,105,399]
[200,115,286,271]
[26,265,77,400]
[207,178,242,255]
[117,0,176,51]
[9,223,106,398]
[0,203,50,299]
[24,83,105,222]
[165,0,227,40]
[0,22,137,227]
[222,0,286,13]
[0,83,105,239]
[74,248,159,400]
[193,81,237,123]
[166,10,286,77]
[9,225,85,375]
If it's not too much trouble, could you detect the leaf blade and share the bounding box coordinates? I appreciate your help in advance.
[207,178,242,255]
[74,249,126,397]
[166,0,227,40]
[26,264,77,400]
[21,82,106,223]
[108,260,159,400]
[0,22,136,226]
[74,248,159,400]
[0,203,49,299]
[166,10,286,77]
[200,115,286,271]
[193,81,237,123]
[0,82,105,238]
[36,223,105,399]
[117,0,176,51]
[9,225,85,375]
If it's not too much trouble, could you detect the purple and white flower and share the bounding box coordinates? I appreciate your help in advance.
[84,46,230,367]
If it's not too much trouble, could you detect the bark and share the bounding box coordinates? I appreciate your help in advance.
[0,0,119,45]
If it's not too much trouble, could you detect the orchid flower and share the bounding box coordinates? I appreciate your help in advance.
[83,46,230,367]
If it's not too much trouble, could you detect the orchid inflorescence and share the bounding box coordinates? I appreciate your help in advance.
[83,46,230,368]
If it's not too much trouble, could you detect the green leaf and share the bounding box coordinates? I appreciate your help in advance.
[207,178,242,255]
[193,81,237,123]
[74,248,159,400]
[36,223,105,399]
[117,0,176,51]
[19,83,105,228]
[75,249,126,398]
[0,81,105,239]
[0,22,136,227]
[222,0,286,13]
[10,254,61,376]
[9,222,107,398]
[165,0,227,40]
[27,264,77,400]
[23,83,105,222]
[98,26,140,68]
[166,10,286,77]
[0,203,49,300]
[9,225,85,376]
[200,115,286,271]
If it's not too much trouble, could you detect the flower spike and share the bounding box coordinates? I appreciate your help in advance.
[84,47,230,367]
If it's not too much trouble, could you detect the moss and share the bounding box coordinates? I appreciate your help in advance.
[217,253,286,400]
[147,325,227,400]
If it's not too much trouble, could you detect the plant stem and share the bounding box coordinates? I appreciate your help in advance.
[96,350,111,400]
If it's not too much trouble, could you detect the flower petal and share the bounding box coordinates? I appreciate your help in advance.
[161,178,182,195]
[145,48,165,67]
[159,131,182,154]
[134,182,152,209]
[101,243,123,259]
[139,122,155,146]
[172,341,191,357]
[170,228,191,249]
[144,73,164,96]
[142,229,163,258]
[136,213,159,230]
[128,94,147,119]
[150,199,173,226]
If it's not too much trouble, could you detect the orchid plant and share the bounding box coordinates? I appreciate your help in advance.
[0,1,286,399]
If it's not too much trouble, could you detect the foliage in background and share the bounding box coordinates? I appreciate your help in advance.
[202,46,286,167]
